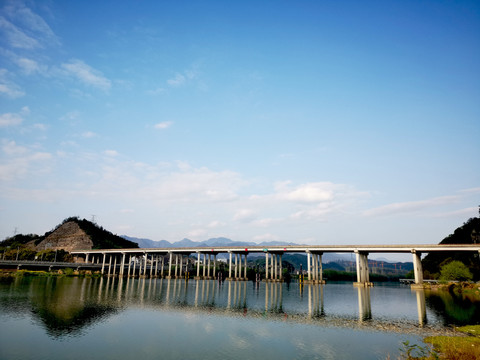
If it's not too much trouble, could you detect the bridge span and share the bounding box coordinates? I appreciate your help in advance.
[71,244,480,287]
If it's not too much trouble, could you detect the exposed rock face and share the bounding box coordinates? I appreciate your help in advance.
[36,221,93,252]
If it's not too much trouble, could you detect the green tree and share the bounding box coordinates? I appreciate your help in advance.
[439,260,473,282]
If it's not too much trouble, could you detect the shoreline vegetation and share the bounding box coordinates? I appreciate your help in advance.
[398,325,480,360]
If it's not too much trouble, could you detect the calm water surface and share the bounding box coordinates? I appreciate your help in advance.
[0,277,479,360]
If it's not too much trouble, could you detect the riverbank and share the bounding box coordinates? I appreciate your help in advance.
[400,325,480,360]
[0,268,101,279]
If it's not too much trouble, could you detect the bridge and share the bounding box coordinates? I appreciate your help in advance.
[70,244,480,287]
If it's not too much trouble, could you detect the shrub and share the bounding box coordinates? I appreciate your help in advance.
[439,260,473,282]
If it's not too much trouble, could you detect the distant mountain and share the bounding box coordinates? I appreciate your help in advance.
[121,235,297,249]
[120,235,403,263]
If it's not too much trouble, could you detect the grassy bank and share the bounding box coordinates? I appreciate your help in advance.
[398,325,480,359]
[0,269,102,279]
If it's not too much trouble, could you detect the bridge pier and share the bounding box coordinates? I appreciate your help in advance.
[354,251,373,287]
[166,252,173,279]
[411,250,424,289]
[304,251,324,284]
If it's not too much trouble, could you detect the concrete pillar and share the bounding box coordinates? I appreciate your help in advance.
[127,255,132,277]
[412,250,423,286]
[113,255,118,276]
[101,253,106,274]
[238,254,242,279]
[213,254,217,278]
[161,256,165,278]
[355,251,362,283]
[203,254,207,278]
[207,254,211,278]
[143,253,148,276]
[107,255,112,276]
[318,253,323,283]
[265,252,269,281]
[120,253,126,276]
[234,253,238,279]
[168,253,173,279]
[85,254,89,264]
[307,251,311,281]
[150,254,155,277]
[279,254,283,280]
[244,253,247,279]
[228,252,233,279]
[132,256,137,277]
[178,254,183,277]
[354,251,371,286]
[155,256,159,277]
[196,253,201,278]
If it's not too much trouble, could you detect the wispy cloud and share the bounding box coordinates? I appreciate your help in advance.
[154,121,173,130]
[1,0,60,48]
[0,139,52,181]
[0,106,29,127]
[81,131,98,138]
[0,16,40,49]
[167,73,186,87]
[363,196,460,217]
[0,69,25,98]
[61,59,111,91]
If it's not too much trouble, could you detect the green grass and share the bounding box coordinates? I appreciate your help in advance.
[396,325,480,359]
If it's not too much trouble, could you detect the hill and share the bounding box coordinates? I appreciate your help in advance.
[1,217,138,252]
[422,216,480,279]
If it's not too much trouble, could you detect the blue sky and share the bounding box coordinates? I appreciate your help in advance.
[1,0,479,249]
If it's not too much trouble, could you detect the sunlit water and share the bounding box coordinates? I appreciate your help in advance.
[0,277,479,360]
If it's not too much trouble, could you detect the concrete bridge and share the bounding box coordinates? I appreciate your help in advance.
[70,244,480,287]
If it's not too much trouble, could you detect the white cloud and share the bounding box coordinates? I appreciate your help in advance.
[167,73,186,87]
[0,112,23,127]
[16,57,41,74]
[187,228,207,239]
[0,16,39,49]
[0,139,52,181]
[363,196,460,217]
[0,69,25,98]
[81,131,98,138]
[1,1,60,48]
[206,220,225,228]
[253,233,279,242]
[104,150,118,157]
[0,106,29,127]
[61,59,111,91]
[154,121,173,130]
[233,209,257,222]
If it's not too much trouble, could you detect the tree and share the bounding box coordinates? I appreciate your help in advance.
[439,260,473,282]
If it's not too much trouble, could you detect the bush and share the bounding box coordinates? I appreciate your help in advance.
[439,260,473,282]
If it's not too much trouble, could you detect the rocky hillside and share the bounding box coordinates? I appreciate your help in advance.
[1,217,139,252]
[35,221,93,252]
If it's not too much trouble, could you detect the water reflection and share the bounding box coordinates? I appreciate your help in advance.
[413,289,427,327]
[1,277,479,340]
[357,286,372,322]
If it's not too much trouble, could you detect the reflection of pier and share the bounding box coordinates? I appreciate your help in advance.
[29,277,432,329]
[307,284,324,318]
[72,244,480,287]
[265,282,283,313]
[357,286,372,322]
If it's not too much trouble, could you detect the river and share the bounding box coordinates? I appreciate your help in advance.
[0,276,479,360]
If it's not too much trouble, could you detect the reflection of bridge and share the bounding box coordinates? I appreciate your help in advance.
[97,277,431,327]
[71,244,480,287]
